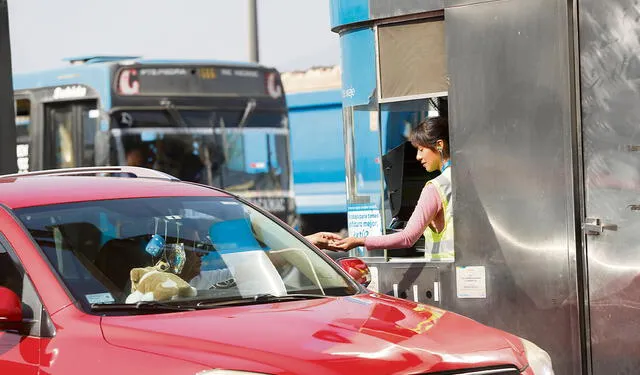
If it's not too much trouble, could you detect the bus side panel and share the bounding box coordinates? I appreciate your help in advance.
[288,91,347,233]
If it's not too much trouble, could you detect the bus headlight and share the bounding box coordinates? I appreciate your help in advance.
[521,338,554,375]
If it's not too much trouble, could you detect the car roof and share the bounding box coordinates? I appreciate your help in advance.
[0,175,231,210]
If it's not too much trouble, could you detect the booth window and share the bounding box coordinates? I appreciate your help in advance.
[379,98,451,261]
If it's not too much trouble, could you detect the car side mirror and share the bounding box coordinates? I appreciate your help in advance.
[0,286,22,329]
[338,257,372,287]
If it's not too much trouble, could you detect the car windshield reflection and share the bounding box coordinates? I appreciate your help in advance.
[16,197,357,313]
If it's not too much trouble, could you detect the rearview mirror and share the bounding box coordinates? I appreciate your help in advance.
[338,257,372,287]
[0,286,22,329]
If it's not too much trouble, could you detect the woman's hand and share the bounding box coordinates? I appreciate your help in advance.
[305,232,344,250]
[333,237,365,251]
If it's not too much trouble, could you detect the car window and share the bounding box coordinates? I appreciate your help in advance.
[0,236,50,338]
[0,242,23,298]
[16,197,357,313]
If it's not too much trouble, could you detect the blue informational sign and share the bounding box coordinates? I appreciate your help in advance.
[347,203,382,256]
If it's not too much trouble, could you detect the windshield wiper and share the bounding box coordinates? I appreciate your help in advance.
[90,301,196,312]
[254,293,327,302]
[91,294,328,312]
[160,99,189,128]
[236,99,256,129]
[196,293,328,308]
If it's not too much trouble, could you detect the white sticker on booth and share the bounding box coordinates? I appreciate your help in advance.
[367,266,379,292]
[456,266,486,299]
[369,110,379,131]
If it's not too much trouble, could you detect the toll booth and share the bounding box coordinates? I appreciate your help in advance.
[330,1,640,374]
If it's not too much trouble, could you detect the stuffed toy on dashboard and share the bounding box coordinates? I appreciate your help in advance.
[125,266,197,303]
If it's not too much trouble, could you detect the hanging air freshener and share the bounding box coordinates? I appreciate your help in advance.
[166,220,186,274]
[145,218,165,256]
[167,243,186,274]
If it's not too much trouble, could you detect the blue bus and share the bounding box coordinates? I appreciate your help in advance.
[282,67,346,234]
[13,56,296,225]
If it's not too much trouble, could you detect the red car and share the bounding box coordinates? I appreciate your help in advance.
[0,167,554,375]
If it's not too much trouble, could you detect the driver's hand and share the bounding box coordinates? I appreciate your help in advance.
[305,232,344,251]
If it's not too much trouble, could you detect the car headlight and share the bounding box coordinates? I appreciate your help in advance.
[197,370,270,375]
[521,338,554,375]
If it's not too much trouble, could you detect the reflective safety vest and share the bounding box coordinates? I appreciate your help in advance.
[424,167,454,262]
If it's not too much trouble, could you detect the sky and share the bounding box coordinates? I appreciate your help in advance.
[8,0,341,74]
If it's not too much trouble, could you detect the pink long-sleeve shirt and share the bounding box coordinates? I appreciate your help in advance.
[364,184,443,250]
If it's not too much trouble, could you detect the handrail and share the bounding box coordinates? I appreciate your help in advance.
[0,166,180,181]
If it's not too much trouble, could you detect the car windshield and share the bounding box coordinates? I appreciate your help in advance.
[16,196,357,313]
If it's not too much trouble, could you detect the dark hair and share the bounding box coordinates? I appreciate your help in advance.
[408,116,450,158]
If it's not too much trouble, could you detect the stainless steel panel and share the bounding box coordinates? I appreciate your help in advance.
[368,261,441,305]
[446,0,581,374]
[369,0,443,19]
[445,0,501,9]
[579,0,640,373]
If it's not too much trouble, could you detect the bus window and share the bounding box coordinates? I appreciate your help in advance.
[46,105,76,169]
[81,104,99,166]
[15,98,31,173]
[44,101,99,169]
[109,110,291,192]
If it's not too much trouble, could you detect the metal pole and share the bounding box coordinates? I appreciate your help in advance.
[248,0,259,63]
[0,0,16,174]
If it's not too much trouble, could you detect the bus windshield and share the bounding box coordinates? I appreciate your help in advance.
[110,110,290,192]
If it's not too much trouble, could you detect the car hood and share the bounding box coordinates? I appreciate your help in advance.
[101,293,527,374]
